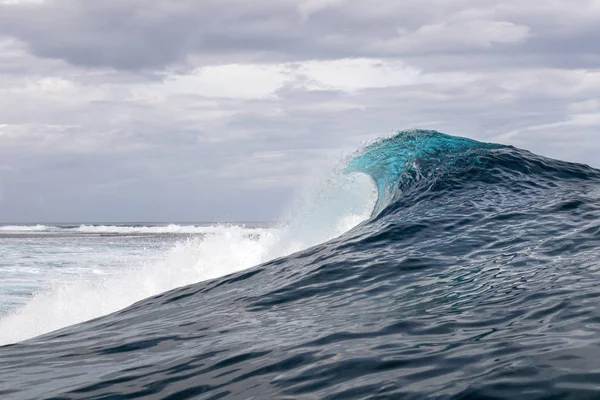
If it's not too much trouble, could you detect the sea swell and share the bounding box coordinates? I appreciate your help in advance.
[2,130,600,399]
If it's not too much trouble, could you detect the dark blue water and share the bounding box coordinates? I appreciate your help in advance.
[2,130,600,399]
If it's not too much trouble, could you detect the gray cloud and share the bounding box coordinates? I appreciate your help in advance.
[0,0,599,222]
[0,0,598,71]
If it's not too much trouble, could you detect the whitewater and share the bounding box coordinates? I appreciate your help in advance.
[0,172,376,345]
[2,130,600,399]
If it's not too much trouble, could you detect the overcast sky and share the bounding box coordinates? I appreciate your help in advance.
[0,0,599,222]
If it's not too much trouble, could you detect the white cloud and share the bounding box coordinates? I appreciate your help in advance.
[0,123,149,153]
[377,19,531,53]
[0,0,44,4]
[161,59,425,98]
[569,99,600,113]
[296,58,423,91]
[164,64,291,99]
[496,113,600,143]
[498,69,600,96]
[298,0,344,18]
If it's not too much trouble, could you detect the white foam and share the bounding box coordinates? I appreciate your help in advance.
[0,223,269,235]
[0,225,52,232]
[0,170,376,345]
[73,224,271,235]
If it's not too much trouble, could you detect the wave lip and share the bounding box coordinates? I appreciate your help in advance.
[346,129,600,218]
[346,130,504,216]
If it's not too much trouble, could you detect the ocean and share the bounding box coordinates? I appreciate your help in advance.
[1,130,600,399]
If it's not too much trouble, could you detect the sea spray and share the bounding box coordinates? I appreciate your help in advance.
[0,168,376,344]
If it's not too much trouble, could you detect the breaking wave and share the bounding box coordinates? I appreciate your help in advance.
[2,130,600,399]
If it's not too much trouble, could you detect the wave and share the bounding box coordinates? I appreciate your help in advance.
[3,130,600,398]
[347,130,599,217]
[0,224,53,232]
[3,130,597,346]
[0,224,267,235]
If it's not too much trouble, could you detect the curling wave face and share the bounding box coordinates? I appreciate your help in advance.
[2,130,600,399]
[346,130,504,215]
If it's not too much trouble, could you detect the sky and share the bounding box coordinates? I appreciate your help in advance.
[0,0,599,222]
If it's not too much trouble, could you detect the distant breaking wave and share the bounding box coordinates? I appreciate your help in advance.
[0,224,270,235]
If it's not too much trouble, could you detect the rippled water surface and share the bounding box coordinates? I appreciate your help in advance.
[2,131,600,399]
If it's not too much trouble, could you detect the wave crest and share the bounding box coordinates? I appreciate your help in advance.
[346,129,598,217]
